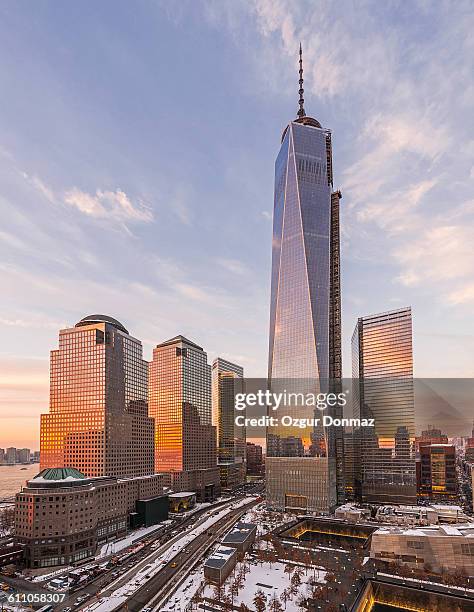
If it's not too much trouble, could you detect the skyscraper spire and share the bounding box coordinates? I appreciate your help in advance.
[297,42,306,118]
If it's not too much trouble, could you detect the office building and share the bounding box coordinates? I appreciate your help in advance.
[5,447,17,464]
[352,307,416,504]
[14,468,168,568]
[266,46,342,513]
[465,421,474,462]
[16,448,30,464]
[40,315,154,479]
[246,442,263,476]
[211,357,246,489]
[419,443,457,501]
[415,426,448,453]
[149,335,220,501]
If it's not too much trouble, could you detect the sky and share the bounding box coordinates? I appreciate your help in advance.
[0,0,473,449]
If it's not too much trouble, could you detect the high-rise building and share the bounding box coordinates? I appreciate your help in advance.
[211,358,246,489]
[16,448,31,464]
[352,307,416,504]
[414,426,448,453]
[419,443,457,501]
[266,46,342,513]
[6,447,17,464]
[40,315,154,479]
[465,420,474,462]
[149,336,220,501]
[246,442,263,476]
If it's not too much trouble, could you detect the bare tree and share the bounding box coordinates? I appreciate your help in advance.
[253,588,268,612]
[268,592,284,612]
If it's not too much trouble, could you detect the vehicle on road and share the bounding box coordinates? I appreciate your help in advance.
[169,561,177,568]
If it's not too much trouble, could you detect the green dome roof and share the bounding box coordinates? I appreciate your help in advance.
[34,467,86,481]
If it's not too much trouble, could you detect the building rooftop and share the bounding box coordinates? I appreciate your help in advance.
[33,467,86,482]
[374,524,474,538]
[75,314,129,334]
[204,546,236,569]
[222,522,256,544]
[169,491,196,498]
[156,335,203,350]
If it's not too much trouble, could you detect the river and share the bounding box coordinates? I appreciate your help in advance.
[0,464,39,498]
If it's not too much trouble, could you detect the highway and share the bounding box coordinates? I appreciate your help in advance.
[82,497,259,612]
[130,499,258,611]
[53,497,237,611]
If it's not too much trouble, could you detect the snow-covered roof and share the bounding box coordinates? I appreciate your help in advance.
[205,546,236,569]
[169,491,196,498]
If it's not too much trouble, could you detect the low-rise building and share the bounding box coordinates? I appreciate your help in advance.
[335,504,371,523]
[203,546,237,584]
[370,524,474,575]
[168,492,196,513]
[221,522,256,554]
[375,504,470,526]
[14,467,168,568]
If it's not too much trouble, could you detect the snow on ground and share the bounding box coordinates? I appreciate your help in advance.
[83,497,256,612]
[160,566,204,612]
[30,566,73,583]
[199,559,326,612]
[96,521,171,558]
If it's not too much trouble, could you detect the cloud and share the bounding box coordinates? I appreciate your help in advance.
[64,188,153,222]
[447,284,474,305]
[206,1,473,313]
[217,258,248,275]
[0,316,66,330]
[22,172,56,203]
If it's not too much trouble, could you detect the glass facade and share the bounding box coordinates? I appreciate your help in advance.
[40,316,154,479]
[211,358,246,488]
[149,336,217,474]
[266,117,341,512]
[352,307,416,504]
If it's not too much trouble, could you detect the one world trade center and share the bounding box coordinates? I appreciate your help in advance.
[266,46,343,513]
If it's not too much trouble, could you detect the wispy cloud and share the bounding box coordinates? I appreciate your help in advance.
[22,172,56,203]
[217,258,248,275]
[64,188,153,222]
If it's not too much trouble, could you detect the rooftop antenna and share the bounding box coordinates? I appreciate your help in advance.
[297,43,306,118]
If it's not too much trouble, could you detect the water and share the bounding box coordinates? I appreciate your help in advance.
[0,464,39,498]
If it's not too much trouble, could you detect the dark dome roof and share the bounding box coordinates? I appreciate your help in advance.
[282,115,323,143]
[295,116,322,129]
[75,314,129,334]
[33,467,86,481]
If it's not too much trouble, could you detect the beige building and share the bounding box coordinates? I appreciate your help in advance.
[14,467,168,568]
[148,336,220,501]
[370,524,474,575]
[266,456,336,513]
[40,315,154,479]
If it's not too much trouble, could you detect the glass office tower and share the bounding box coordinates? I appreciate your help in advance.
[148,336,220,501]
[40,315,154,479]
[352,307,416,504]
[211,358,246,489]
[266,47,342,513]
